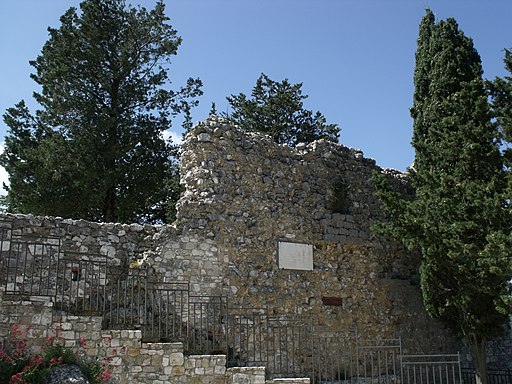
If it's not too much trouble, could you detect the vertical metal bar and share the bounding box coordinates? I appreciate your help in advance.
[26,243,32,295]
[86,259,91,312]
[253,312,258,365]
[457,353,462,384]
[171,290,176,338]
[189,301,195,352]
[30,243,37,295]
[200,300,205,352]
[115,277,120,326]
[356,332,360,381]
[286,323,291,375]
[330,333,334,381]
[292,324,297,375]
[212,299,217,352]
[12,241,19,293]
[124,276,129,326]
[179,288,183,339]
[83,260,88,312]
[309,331,313,383]
[185,290,189,352]
[145,277,150,339]
[377,347,381,380]
[44,244,50,296]
[278,323,283,376]
[56,253,62,311]
[21,242,28,294]
[272,319,277,376]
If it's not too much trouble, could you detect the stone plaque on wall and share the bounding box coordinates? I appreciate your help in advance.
[278,241,313,271]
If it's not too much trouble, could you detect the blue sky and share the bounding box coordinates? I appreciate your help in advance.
[0,0,511,189]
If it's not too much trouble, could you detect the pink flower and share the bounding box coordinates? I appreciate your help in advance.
[31,355,43,366]
[0,349,13,362]
[21,364,32,373]
[79,337,87,348]
[9,372,26,384]
[100,369,111,380]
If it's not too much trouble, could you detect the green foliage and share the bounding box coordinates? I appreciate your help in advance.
[488,48,512,168]
[1,0,202,224]
[0,324,111,384]
[225,73,339,146]
[209,102,217,116]
[374,10,512,381]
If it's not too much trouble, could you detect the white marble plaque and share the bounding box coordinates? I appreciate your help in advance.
[278,241,313,271]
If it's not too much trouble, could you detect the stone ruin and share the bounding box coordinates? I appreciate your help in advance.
[1,116,509,382]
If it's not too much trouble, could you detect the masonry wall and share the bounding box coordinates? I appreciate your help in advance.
[172,116,453,353]
[1,116,511,377]
[0,117,455,354]
[0,294,309,384]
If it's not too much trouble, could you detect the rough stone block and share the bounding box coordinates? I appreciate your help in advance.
[169,352,184,366]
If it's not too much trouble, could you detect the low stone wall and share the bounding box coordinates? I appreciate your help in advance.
[1,116,511,371]
[0,294,309,383]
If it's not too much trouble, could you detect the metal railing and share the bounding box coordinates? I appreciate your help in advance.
[55,252,108,314]
[3,235,61,297]
[402,354,462,384]
[462,369,512,384]
[2,228,500,383]
[187,295,228,354]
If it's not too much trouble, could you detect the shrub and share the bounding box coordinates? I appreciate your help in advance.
[0,324,112,384]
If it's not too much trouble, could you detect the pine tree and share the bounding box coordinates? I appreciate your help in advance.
[375,11,512,384]
[225,73,339,146]
[1,0,202,223]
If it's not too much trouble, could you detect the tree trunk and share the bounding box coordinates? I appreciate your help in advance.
[103,186,116,223]
[469,335,488,384]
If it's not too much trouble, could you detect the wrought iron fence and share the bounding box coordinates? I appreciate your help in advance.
[462,369,512,384]
[402,354,462,384]
[55,251,108,314]
[226,307,268,367]
[4,228,502,383]
[310,330,357,383]
[3,235,61,297]
[187,295,228,354]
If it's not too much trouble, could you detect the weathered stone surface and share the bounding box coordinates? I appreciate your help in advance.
[1,116,510,379]
[171,116,452,351]
[42,364,89,384]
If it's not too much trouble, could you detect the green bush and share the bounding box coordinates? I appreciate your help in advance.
[0,324,112,384]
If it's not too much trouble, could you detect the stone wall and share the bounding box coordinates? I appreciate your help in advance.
[0,294,309,383]
[0,117,454,354]
[2,116,511,375]
[171,116,452,353]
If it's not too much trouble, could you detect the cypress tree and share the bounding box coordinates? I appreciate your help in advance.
[375,11,512,384]
[489,48,512,168]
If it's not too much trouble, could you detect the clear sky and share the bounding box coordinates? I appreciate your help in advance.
[0,0,511,192]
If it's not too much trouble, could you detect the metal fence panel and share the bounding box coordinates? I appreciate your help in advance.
[462,369,512,384]
[3,236,61,296]
[0,228,490,384]
[187,295,228,354]
[55,252,108,314]
[402,354,462,384]
[227,308,268,368]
